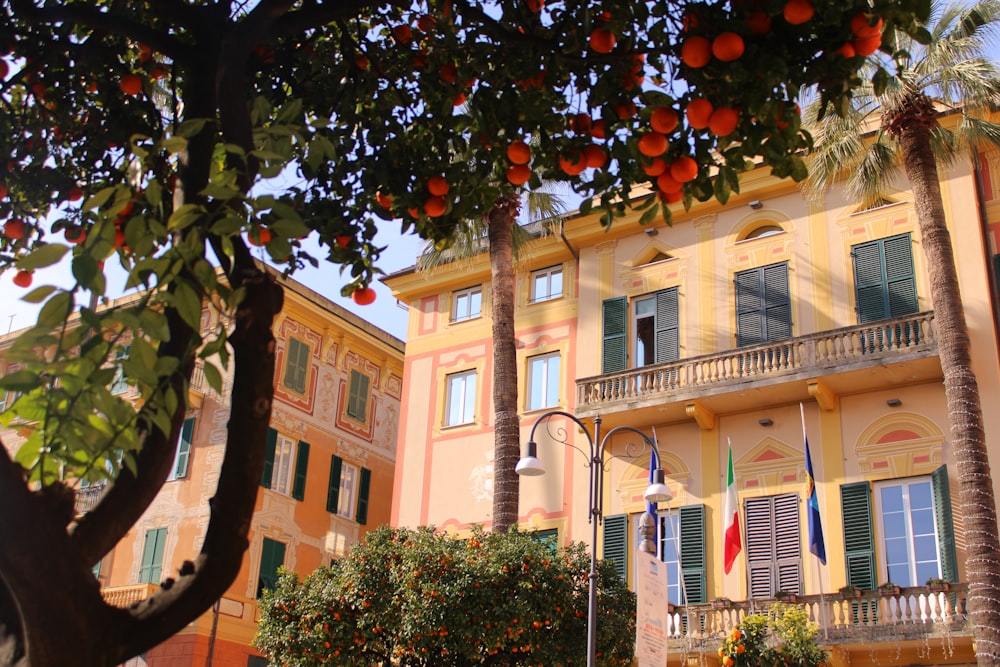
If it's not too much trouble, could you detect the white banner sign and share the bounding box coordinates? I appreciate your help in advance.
[635,550,668,667]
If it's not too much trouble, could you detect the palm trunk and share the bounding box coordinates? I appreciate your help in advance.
[893,99,1000,665]
[488,194,520,532]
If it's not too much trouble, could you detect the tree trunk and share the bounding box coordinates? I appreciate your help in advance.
[895,104,1000,666]
[489,194,521,532]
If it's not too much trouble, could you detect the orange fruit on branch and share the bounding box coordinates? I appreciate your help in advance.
[656,171,683,193]
[507,140,532,165]
[783,0,814,25]
[590,118,607,139]
[559,151,586,176]
[507,164,532,185]
[686,98,714,129]
[427,176,450,196]
[637,132,668,157]
[850,12,884,39]
[712,32,745,61]
[853,35,882,56]
[376,192,393,209]
[681,36,712,68]
[583,144,608,168]
[424,195,447,217]
[392,25,412,44]
[835,42,857,58]
[3,218,26,240]
[119,74,143,96]
[568,112,592,135]
[747,11,772,36]
[708,107,739,136]
[589,28,616,54]
[670,156,699,183]
[12,270,32,288]
[613,101,636,119]
[650,107,679,134]
[351,287,377,305]
[641,157,667,176]
[526,0,544,11]
[440,62,458,84]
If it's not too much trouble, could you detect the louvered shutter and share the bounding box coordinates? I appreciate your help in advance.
[602,297,627,373]
[884,234,918,317]
[679,504,706,603]
[347,371,370,422]
[854,234,918,323]
[744,497,774,598]
[773,494,802,594]
[654,288,680,364]
[257,538,286,598]
[138,528,166,584]
[261,428,277,488]
[355,467,372,525]
[291,441,310,501]
[853,241,887,323]
[735,269,763,347]
[327,455,343,513]
[284,338,310,393]
[603,514,628,583]
[174,417,194,479]
[762,263,791,341]
[841,482,876,590]
[931,465,958,582]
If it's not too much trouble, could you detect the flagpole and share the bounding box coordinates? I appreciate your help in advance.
[801,403,829,640]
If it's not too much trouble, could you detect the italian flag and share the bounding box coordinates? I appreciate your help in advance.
[723,443,742,574]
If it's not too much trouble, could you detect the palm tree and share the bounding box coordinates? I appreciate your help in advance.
[419,186,567,533]
[805,2,1000,662]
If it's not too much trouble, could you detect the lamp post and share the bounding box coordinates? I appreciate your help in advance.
[515,411,672,667]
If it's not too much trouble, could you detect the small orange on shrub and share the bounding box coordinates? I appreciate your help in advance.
[506,164,531,185]
[783,0,814,24]
[709,107,739,136]
[681,36,712,68]
[670,156,699,183]
[686,98,714,129]
[747,11,772,35]
[559,152,586,176]
[589,28,616,54]
[507,140,532,165]
[642,157,667,176]
[650,107,679,134]
[712,32,744,61]
[424,195,447,217]
[119,74,143,95]
[427,176,450,196]
[853,35,882,56]
[638,132,668,157]
[583,144,608,168]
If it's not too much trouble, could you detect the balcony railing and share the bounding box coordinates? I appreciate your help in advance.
[75,484,106,514]
[667,584,969,650]
[102,583,158,608]
[577,311,937,411]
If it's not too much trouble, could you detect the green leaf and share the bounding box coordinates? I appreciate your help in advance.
[71,255,104,293]
[203,362,223,394]
[176,118,209,139]
[638,205,658,227]
[37,292,75,328]
[168,204,208,231]
[18,244,70,271]
[172,281,204,330]
[0,370,42,392]
[21,285,58,304]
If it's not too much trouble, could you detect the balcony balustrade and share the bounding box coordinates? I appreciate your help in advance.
[102,583,158,608]
[577,312,937,415]
[74,484,106,514]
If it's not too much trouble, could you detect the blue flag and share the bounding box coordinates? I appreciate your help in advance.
[647,448,659,546]
[805,437,827,565]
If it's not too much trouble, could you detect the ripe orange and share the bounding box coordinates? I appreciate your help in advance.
[335,235,353,248]
[119,74,143,96]
[589,28,616,54]
[12,270,32,288]
[4,218,26,240]
[427,176,450,196]
[507,140,532,165]
[352,287,377,305]
[637,132,668,157]
[453,92,466,106]
[355,54,370,70]
[735,644,746,654]
[650,107,678,134]
[417,14,436,32]
[507,164,532,185]
[67,186,83,202]
[559,152,586,176]
[747,11,772,36]
[656,171,682,193]
[851,12,884,39]
[658,188,683,204]
[836,41,857,58]
[64,226,87,244]
[613,101,636,119]
[641,157,667,176]
[583,144,608,168]
[590,118,607,139]
[686,98,714,129]
[670,156,699,183]
[0,59,8,81]
[440,62,458,84]
[568,112,592,135]
[249,228,272,246]
[709,107,739,136]
[681,36,712,68]
[853,35,881,56]
[424,195,447,217]
[723,656,735,667]
[392,25,412,44]
[712,32,745,61]
[376,192,393,209]
[783,0,814,25]
[526,0,544,11]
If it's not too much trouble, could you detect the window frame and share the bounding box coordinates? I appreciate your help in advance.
[110,345,131,395]
[138,527,167,584]
[444,369,477,427]
[873,476,942,587]
[631,288,679,368]
[451,285,483,323]
[529,265,563,303]
[852,233,918,324]
[744,493,802,598]
[526,352,560,411]
[734,262,791,347]
[261,428,310,501]
[283,336,311,394]
[346,369,371,423]
[167,416,195,481]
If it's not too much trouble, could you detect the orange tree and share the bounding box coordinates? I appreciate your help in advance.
[0,1,928,665]
[718,606,827,667]
[255,526,636,666]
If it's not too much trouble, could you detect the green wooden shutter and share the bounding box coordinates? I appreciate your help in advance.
[138,527,166,584]
[884,234,917,317]
[931,465,958,582]
[735,268,763,346]
[841,481,876,590]
[327,455,343,513]
[602,297,628,373]
[257,538,286,598]
[291,440,310,501]
[773,493,802,594]
[261,428,277,488]
[853,241,887,323]
[602,514,628,583]
[284,338,309,393]
[355,467,372,525]
[854,234,918,323]
[347,371,371,422]
[654,288,679,364]
[679,504,706,603]
[762,263,791,341]
[174,417,194,479]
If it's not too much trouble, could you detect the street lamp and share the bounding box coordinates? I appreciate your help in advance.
[516,411,672,667]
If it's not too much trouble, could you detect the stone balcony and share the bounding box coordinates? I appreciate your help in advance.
[575,312,940,424]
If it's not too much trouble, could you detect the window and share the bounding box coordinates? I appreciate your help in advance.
[247,657,269,667]
[603,514,629,583]
[110,345,131,395]
[283,337,310,394]
[444,370,477,426]
[451,286,482,322]
[601,289,679,373]
[530,266,563,303]
[261,429,310,501]
[842,466,956,589]
[138,527,167,584]
[743,224,784,240]
[619,506,707,605]
[168,417,195,481]
[527,353,560,411]
[853,233,918,323]
[531,528,559,553]
[745,493,802,598]
[326,456,372,524]
[346,370,371,423]
[735,262,791,346]
[257,537,286,598]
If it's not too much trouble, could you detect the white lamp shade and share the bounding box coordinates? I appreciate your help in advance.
[515,455,545,476]
[644,469,673,503]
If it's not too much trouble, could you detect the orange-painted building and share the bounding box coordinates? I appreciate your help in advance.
[1,270,404,667]
[386,142,1000,666]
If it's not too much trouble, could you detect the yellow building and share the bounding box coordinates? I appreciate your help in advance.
[386,147,1000,665]
[0,269,405,667]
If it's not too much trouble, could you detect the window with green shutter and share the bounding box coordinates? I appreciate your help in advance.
[932,466,958,583]
[261,428,278,489]
[840,481,876,590]
[170,417,195,480]
[355,467,371,525]
[138,527,167,584]
[852,234,918,323]
[602,514,628,583]
[634,288,679,367]
[326,455,343,513]
[110,345,131,395]
[679,504,707,603]
[327,456,371,524]
[602,297,627,373]
[735,263,791,347]
[291,441,310,501]
[257,537,286,598]
[283,337,310,394]
[346,370,371,423]
[745,493,801,598]
[531,528,559,553]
